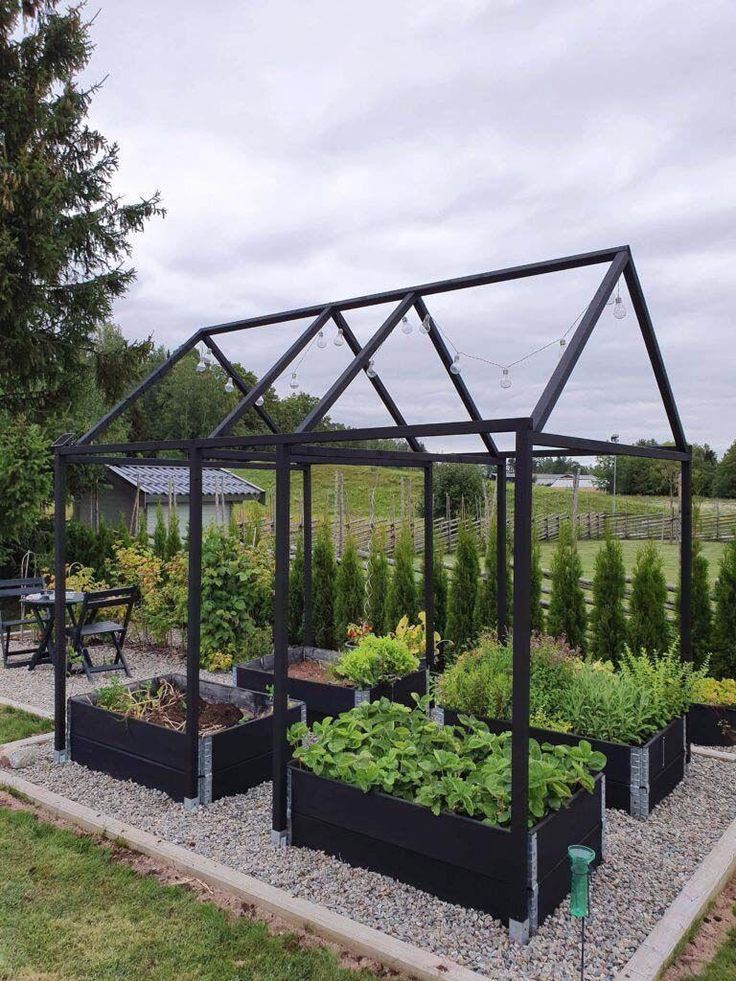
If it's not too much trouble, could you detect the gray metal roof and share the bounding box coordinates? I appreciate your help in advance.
[107,465,265,499]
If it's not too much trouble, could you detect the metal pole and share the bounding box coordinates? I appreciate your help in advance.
[184,448,202,807]
[303,466,313,646]
[496,461,507,642]
[272,443,291,843]
[53,451,67,761]
[424,465,434,670]
[510,427,532,939]
[680,455,693,662]
[611,433,620,516]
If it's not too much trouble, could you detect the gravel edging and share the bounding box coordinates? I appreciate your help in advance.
[9,744,736,981]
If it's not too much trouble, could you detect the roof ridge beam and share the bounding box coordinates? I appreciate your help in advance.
[531,250,630,431]
[414,297,499,456]
[296,293,416,433]
[209,306,333,438]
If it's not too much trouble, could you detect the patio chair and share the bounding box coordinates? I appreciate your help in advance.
[0,577,47,669]
[67,587,139,682]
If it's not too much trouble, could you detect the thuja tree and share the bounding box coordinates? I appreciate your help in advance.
[711,540,736,678]
[588,534,627,663]
[389,525,418,629]
[166,507,182,560]
[312,522,336,649]
[431,538,448,638]
[477,521,498,632]
[546,521,587,652]
[675,539,712,668]
[628,541,670,656]
[152,504,168,560]
[447,521,481,652]
[335,534,365,643]
[288,531,304,644]
[365,529,390,635]
[530,533,544,634]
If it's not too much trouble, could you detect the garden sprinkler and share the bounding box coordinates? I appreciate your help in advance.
[568,845,595,980]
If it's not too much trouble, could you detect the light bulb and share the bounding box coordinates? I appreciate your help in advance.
[317,330,327,349]
[255,394,264,406]
[613,296,627,320]
[289,371,299,389]
[401,315,413,335]
[420,314,431,334]
[606,293,615,307]
[196,359,207,374]
[500,368,512,389]
[558,338,567,360]
[334,328,345,347]
[449,354,461,375]
[224,377,235,394]
[366,359,377,379]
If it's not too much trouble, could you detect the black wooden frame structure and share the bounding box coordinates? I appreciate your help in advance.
[51,245,691,936]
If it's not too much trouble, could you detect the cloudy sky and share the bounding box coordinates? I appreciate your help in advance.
[83,0,735,455]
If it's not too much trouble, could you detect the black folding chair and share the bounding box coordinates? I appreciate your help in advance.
[0,577,47,669]
[67,587,139,682]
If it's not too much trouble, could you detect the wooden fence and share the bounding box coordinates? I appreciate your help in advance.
[536,509,736,543]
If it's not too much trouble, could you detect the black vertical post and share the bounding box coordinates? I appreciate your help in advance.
[185,448,202,806]
[272,443,291,842]
[510,428,533,939]
[424,465,434,670]
[302,465,313,647]
[53,451,67,760]
[680,454,692,662]
[496,461,507,642]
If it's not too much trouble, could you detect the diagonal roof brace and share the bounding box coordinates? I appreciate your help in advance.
[200,335,280,435]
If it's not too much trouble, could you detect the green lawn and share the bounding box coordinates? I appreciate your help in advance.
[0,806,382,980]
[0,704,52,744]
[690,911,736,979]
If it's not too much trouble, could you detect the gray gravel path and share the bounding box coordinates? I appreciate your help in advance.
[16,744,736,981]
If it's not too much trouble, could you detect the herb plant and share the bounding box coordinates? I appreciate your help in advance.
[288,697,606,828]
[691,676,736,708]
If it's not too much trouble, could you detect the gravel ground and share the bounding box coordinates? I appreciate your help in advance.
[14,743,736,980]
[0,642,230,713]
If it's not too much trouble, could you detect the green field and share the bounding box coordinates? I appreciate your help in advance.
[0,805,380,980]
[0,705,52,744]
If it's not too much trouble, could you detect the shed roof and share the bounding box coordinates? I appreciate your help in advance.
[107,465,264,499]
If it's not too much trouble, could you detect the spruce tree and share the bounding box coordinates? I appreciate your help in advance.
[588,534,627,662]
[335,534,365,643]
[628,541,670,656]
[152,503,168,560]
[675,539,712,668]
[477,522,498,632]
[312,522,336,649]
[530,533,545,635]
[166,506,182,560]
[365,529,390,636]
[447,521,481,652]
[546,521,587,651]
[432,538,449,638]
[712,540,736,678]
[388,525,418,629]
[288,531,304,644]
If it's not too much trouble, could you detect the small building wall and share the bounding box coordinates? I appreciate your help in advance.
[73,475,137,530]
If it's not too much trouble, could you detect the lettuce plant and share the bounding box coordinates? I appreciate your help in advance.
[333,635,419,688]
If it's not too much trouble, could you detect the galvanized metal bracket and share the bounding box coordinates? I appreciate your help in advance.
[183,796,200,811]
[198,735,213,805]
[53,748,69,764]
[630,746,650,819]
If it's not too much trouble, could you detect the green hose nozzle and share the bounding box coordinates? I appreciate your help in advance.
[568,845,596,918]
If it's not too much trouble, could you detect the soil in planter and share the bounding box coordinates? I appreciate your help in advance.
[288,658,354,687]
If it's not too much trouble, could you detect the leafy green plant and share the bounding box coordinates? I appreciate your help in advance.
[333,635,419,688]
[692,676,736,707]
[288,697,605,828]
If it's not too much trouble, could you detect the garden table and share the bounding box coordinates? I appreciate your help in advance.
[24,591,85,672]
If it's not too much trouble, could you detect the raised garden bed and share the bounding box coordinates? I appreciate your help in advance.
[688,703,736,747]
[234,646,427,723]
[432,707,687,819]
[289,762,604,934]
[69,673,303,803]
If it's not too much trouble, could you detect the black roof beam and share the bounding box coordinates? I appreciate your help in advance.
[201,336,280,435]
[530,431,689,461]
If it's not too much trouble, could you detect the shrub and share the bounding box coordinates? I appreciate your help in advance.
[335,534,365,644]
[288,531,304,644]
[289,697,605,827]
[393,612,438,659]
[152,503,167,560]
[692,676,736,707]
[166,506,182,560]
[446,521,480,652]
[675,539,712,668]
[546,521,587,651]
[365,529,390,636]
[628,541,670,656]
[432,463,485,519]
[312,522,336,649]
[588,534,627,663]
[388,524,418,627]
[712,540,736,678]
[333,635,418,688]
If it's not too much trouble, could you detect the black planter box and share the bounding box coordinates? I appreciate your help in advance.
[289,763,604,938]
[69,673,304,803]
[433,707,686,819]
[234,646,427,723]
[688,703,736,747]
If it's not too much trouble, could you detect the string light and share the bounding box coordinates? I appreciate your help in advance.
[334,327,345,347]
[289,371,299,389]
[195,343,207,373]
[255,394,264,406]
[421,314,432,334]
[224,377,235,394]
[366,359,377,379]
[558,338,567,360]
[400,315,413,335]
[449,353,462,375]
[500,367,512,389]
[317,330,328,349]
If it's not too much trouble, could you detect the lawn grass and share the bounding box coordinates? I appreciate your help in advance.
[0,805,382,980]
[691,918,736,979]
[0,704,52,744]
